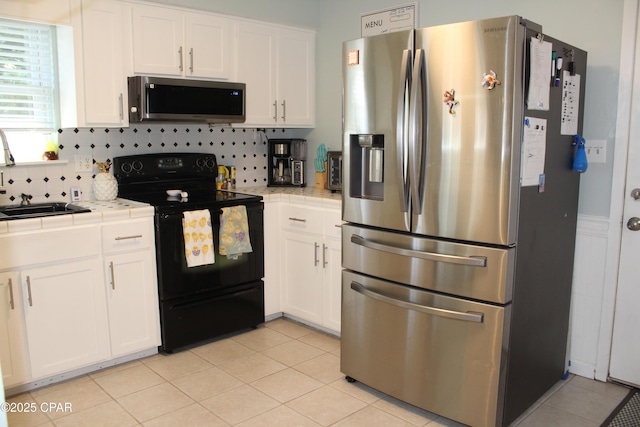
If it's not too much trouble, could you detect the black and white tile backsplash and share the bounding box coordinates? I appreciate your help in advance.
[0,124,293,205]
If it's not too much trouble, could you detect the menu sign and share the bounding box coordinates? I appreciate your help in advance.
[361,4,417,37]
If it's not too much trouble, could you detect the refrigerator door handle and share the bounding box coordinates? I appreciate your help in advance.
[409,48,427,215]
[351,234,487,267]
[396,49,412,212]
[351,281,484,323]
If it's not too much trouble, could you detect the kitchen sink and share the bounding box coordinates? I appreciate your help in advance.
[0,202,92,220]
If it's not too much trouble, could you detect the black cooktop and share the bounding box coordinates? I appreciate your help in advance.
[124,188,262,211]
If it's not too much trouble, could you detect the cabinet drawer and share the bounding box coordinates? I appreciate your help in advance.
[281,204,323,235]
[102,219,153,253]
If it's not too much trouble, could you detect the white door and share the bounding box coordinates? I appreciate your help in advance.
[609,3,640,387]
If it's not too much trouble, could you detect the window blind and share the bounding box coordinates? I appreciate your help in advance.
[0,18,57,130]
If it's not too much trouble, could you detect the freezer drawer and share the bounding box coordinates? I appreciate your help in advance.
[342,223,515,304]
[341,270,510,427]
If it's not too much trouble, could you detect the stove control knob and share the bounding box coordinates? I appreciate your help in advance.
[195,157,205,168]
[120,162,132,174]
[132,160,143,171]
[205,157,215,169]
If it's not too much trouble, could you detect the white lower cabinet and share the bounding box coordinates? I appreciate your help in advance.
[22,259,110,380]
[280,203,342,333]
[0,271,29,388]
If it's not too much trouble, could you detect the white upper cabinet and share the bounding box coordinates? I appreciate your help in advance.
[237,21,315,128]
[131,4,235,80]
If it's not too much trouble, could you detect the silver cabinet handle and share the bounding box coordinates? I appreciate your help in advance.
[118,93,124,120]
[288,217,306,223]
[314,242,319,266]
[351,234,487,267]
[115,235,143,241]
[178,46,184,71]
[335,224,342,228]
[351,281,484,323]
[26,276,32,307]
[109,261,116,290]
[7,278,14,310]
[322,243,328,268]
[189,47,194,73]
[281,100,286,122]
[273,100,278,122]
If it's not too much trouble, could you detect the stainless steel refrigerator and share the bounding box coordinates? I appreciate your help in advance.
[340,16,587,427]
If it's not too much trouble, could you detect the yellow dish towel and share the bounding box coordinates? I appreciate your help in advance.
[219,206,253,259]
[182,209,215,267]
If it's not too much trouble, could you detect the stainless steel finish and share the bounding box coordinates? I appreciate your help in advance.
[631,188,640,200]
[627,217,640,231]
[189,47,194,73]
[281,100,286,122]
[273,101,277,122]
[343,224,514,304]
[114,234,143,241]
[314,242,319,267]
[322,243,328,268]
[341,270,509,427]
[274,143,288,156]
[109,261,115,289]
[118,93,124,120]
[7,278,14,310]
[178,46,183,71]
[0,128,15,166]
[409,48,426,215]
[288,217,306,223]
[350,281,484,322]
[350,234,487,267]
[396,49,411,212]
[368,148,383,182]
[26,276,32,307]
[20,193,30,206]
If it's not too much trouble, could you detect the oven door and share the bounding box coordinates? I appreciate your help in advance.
[341,269,510,427]
[155,201,264,301]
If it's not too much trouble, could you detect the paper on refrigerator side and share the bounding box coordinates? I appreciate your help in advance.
[526,37,552,111]
[561,71,581,135]
[521,117,547,187]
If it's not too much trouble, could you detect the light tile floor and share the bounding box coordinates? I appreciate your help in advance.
[5,317,631,427]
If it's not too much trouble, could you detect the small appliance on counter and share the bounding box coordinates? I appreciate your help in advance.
[267,139,306,187]
[327,151,342,192]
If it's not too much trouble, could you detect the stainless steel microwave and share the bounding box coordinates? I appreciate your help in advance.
[128,76,246,123]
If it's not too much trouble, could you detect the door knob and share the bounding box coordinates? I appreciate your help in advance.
[627,217,640,231]
[631,188,640,200]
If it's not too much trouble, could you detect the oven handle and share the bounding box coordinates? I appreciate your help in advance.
[351,281,484,323]
[168,286,260,310]
[350,234,487,267]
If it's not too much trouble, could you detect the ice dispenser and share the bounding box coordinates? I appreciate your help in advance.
[349,134,384,200]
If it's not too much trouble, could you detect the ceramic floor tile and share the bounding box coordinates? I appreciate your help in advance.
[5,393,51,427]
[89,360,144,379]
[52,401,138,427]
[236,405,320,427]
[144,350,212,381]
[333,406,414,426]
[116,383,194,423]
[294,352,343,384]
[298,331,340,352]
[93,364,165,398]
[516,403,600,427]
[329,378,385,404]
[190,338,256,365]
[231,325,292,351]
[142,403,228,427]
[543,381,623,424]
[260,339,324,367]
[567,374,631,401]
[251,368,323,403]
[372,395,439,426]
[171,366,243,401]
[264,318,315,339]
[217,352,287,383]
[286,385,367,426]
[30,377,112,420]
[200,384,279,425]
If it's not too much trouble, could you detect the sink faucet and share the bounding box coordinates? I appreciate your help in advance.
[0,129,15,167]
[20,193,31,206]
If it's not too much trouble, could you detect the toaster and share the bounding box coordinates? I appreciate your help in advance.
[327,151,342,192]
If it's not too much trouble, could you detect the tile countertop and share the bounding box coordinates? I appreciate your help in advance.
[0,198,154,234]
[231,186,342,209]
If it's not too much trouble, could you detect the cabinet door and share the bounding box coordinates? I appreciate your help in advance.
[105,251,160,358]
[185,13,234,80]
[0,272,29,388]
[277,28,315,127]
[237,21,278,127]
[22,259,109,380]
[281,231,323,324]
[80,0,127,126]
[322,237,342,333]
[132,5,183,75]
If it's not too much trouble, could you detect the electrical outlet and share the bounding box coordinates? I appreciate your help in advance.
[74,155,93,172]
[585,139,606,164]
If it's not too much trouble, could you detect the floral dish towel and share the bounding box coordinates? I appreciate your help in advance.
[219,206,253,259]
[182,209,215,267]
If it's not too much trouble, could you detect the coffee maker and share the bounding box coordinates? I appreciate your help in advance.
[267,139,306,187]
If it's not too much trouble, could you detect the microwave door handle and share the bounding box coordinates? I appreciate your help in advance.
[409,48,426,215]
[396,49,411,213]
[350,234,487,267]
[351,281,484,323]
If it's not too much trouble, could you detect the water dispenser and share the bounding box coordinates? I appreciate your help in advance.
[349,134,384,200]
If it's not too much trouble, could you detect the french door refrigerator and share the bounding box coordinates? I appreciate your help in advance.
[341,16,587,427]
